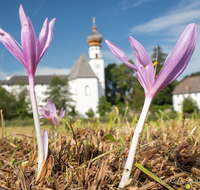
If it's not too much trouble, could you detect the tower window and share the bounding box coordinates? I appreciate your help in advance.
[85,86,90,96]
[96,54,98,58]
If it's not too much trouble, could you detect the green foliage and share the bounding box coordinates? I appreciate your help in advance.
[46,76,75,115]
[115,102,127,115]
[105,63,119,104]
[0,84,31,120]
[97,95,111,116]
[182,96,198,113]
[0,88,16,119]
[105,61,136,105]
[85,108,94,118]
[111,62,136,104]
[130,80,145,109]
[15,83,32,119]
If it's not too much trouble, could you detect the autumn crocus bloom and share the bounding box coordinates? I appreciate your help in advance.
[105,23,197,188]
[39,99,57,121]
[0,5,56,179]
[52,107,66,126]
[39,99,66,140]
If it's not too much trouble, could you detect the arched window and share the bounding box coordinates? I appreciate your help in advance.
[85,86,90,96]
[96,53,98,58]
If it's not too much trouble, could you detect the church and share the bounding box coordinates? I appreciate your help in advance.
[0,19,105,117]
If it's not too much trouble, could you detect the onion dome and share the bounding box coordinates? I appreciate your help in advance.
[87,17,102,46]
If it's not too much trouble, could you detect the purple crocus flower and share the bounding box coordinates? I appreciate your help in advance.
[0,5,56,179]
[105,23,197,188]
[52,107,66,126]
[39,99,57,122]
[0,5,56,77]
[39,99,66,140]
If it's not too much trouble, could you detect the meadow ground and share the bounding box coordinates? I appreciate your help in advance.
[0,109,200,189]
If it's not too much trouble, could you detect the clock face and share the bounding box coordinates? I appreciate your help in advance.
[95,64,100,68]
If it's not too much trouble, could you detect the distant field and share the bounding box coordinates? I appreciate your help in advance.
[0,124,67,136]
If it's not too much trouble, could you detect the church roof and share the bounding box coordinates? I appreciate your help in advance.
[173,76,200,95]
[68,53,96,80]
[1,75,68,85]
[1,53,97,85]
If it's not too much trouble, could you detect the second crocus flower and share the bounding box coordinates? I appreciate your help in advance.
[106,23,197,188]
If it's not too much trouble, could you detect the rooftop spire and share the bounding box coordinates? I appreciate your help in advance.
[93,17,96,26]
[87,17,102,46]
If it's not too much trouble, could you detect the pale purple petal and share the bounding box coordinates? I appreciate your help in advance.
[153,23,197,95]
[38,18,56,63]
[129,37,152,67]
[105,40,138,71]
[51,103,57,116]
[19,5,37,75]
[46,99,53,111]
[52,116,59,126]
[130,37,155,86]
[42,129,48,161]
[36,18,49,62]
[59,108,66,122]
[136,69,148,93]
[0,28,25,66]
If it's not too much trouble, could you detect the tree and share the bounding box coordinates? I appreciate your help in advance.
[110,61,136,105]
[46,76,75,114]
[129,81,145,109]
[85,108,94,118]
[15,83,32,119]
[105,63,119,105]
[0,88,17,119]
[97,95,111,116]
[151,46,177,105]
[182,96,198,113]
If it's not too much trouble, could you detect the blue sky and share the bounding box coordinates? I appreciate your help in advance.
[0,0,200,80]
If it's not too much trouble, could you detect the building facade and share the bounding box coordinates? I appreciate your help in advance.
[172,76,200,112]
[1,19,105,117]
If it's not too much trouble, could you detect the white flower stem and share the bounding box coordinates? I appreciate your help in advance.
[50,121,55,142]
[55,126,58,140]
[28,74,44,179]
[119,97,152,188]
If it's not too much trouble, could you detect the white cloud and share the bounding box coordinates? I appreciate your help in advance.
[132,0,155,7]
[116,0,156,11]
[131,10,200,34]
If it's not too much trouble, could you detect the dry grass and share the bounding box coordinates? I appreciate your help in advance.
[1,109,200,189]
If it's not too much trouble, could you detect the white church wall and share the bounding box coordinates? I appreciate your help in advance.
[76,78,99,117]
[35,84,48,106]
[89,58,105,97]
[68,79,78,109]
[89,46,102,59]
[2,84,48,107]
[173,93,200,112]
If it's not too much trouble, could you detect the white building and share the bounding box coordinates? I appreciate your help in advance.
[0,19,105,117]
[172,76,200,112]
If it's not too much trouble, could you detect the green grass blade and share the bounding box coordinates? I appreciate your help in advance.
[134,162,174,190]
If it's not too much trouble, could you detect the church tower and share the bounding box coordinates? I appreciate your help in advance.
[87,18,105,97]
